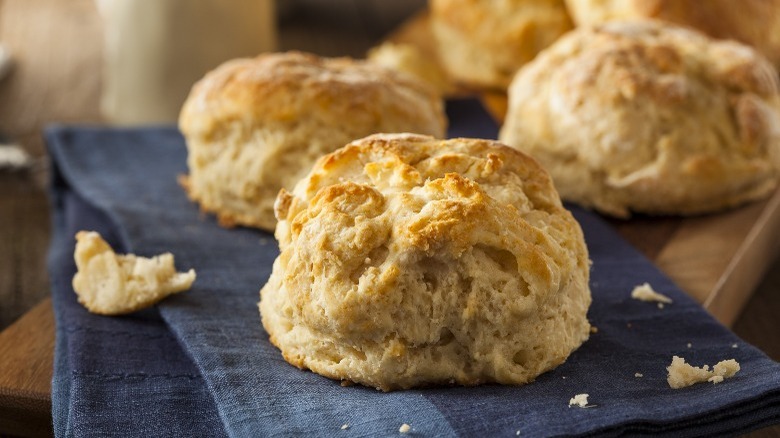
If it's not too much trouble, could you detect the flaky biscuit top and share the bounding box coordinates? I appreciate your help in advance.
[500,20,780,216]
[529,20,780,171]
[272,133,587,346]
[180,51,446,141]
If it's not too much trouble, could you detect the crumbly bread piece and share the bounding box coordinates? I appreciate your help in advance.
[565,0,780,69]
[631,283,672,304]
[367,42,453,96]
[499,20,780,217]
[72,231,196,315]
[259,133,591,391]
[568,393,592,408]
[430,0,573,90]
[666,356,740,389]
[179,51,446,231]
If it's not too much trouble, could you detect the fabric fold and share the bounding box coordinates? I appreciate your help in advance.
[48,146,227,437]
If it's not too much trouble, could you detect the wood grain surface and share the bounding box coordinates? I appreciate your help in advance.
[0,298,54,437]
[0,173,50,329]
[0,1,778,437]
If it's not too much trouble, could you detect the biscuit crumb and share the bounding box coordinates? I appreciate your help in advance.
[687,343,692,348]
[180,52,446,232]
[399,423,411,433]
[631,283,672,304]
[666,356,740,389]
[72,231,196,315]
[569,393,594,408]
[341,424,350,430]
[590,326,598,334]
[635,373,643,378]
[657,303,664,309]
[732,343,738,349]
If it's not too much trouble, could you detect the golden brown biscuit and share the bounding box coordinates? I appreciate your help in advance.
[259,133,591,391]
[499,20,780,217]
[179,51,446,231]
[430,0,573,90]
[565,0,780,69]
[72,231,196,315]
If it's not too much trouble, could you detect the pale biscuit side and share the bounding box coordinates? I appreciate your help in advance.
[565,0,780,69]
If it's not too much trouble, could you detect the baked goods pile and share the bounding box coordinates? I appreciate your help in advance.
[422,0,780,217]
[158,0,780,391]
[430,0,573,90]
[260,134,591,390]
[174,44,594,390]
[427,0,780,92]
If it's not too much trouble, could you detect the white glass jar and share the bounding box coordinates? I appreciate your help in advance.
[96,0,276,125]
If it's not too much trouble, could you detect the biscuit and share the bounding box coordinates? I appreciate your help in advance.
[367,42,453,96]
[565,0,780,69]
[72,231,196,315]
[430,0,573,90]
[259,133,591,391]
[499,20,780,217]
[666,356,740,389]
[179,51,446,231]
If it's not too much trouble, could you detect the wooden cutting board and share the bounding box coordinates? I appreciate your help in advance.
[388,11,780,327]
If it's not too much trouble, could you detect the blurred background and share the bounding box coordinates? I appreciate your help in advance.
[0,0,425,157]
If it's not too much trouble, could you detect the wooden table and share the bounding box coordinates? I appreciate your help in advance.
[1,1,779,436]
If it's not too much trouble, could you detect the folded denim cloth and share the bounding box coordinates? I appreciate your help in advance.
[47,99,780,437]
[48,135,228,437]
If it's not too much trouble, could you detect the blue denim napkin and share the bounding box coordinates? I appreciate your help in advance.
[47,100,780,437]
[48,135,228,437]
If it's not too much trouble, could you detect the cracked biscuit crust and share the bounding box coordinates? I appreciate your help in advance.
[499,20,780,217]
[260,133,591,391]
